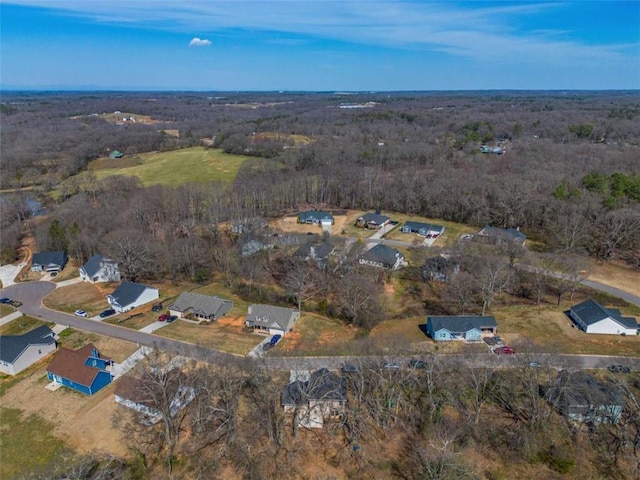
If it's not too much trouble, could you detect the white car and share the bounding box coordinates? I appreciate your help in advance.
[74,309,88,317]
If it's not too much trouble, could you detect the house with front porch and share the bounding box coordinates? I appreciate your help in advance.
[31,251,68,273]
[297,210,334,226]
[168,292,233,321]
[358,244,406,270]
[245,304,300,336]
[355,212,390,230]
[107,281,159,313]
[426,315,497,342]
[401,221,445,238]
[79,253,121,283]
[46,343,114,395]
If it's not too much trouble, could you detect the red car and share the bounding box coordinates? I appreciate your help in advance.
[158,313,170,322]
[494,346,515,355]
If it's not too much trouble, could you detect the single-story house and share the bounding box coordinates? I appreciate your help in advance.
[294,239,335,265]
[541,370,623,424]
[358,244,406,270]
[422,255,460,282]
[46,343,114,396]
[168,292,233,321]
[282,368,347,429]
[401,221,445,238]
[31,251,68,273]
[245,304,301,336]
[355,212,390,230]
[426,315,498,342]
[473,225,526,246]
[297,210,334,226]
[79,253,121,283]
[114,369,195,424]
[107,281,159,313]
[0,325,57,376]
[239,235,273,257]
[568,299,638,336]
[109,150,123,159]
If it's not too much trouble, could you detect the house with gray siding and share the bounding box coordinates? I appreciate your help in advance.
[245,304,300,336]
[358,244,406,270]
[473,225,526,246]
[31,251,68,273]
[0,325,57,375]
[426,316,497,342]
[168,292,233,321]
[297,210,334,226]
[401,221,445,237]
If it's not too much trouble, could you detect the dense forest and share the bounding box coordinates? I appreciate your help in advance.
[1,91,639,479]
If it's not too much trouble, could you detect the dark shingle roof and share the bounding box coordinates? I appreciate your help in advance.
[109,282,153,308]
[403,221,444,233]
[0,326,56,363]
[359,244,403,267]
[571,299,638,329]
[428,316,497,333]
[168,292,233,318]
[298,211,334,222]
[81,253,117,278]
[46,344,111,387]
[32,251,67,267]
[359,212,389,225]
[479,225,526,243]
[295,240,335,260]
[281,368,347,406]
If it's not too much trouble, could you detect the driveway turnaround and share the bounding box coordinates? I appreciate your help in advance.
[0,262,25,288]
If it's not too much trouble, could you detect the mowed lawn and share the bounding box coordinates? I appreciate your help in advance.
[87,147,252,187]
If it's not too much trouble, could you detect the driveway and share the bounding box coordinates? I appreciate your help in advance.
[0,262,26,288]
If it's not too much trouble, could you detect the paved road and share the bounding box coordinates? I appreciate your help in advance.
[581,279,640,308]
[2,281,639,372]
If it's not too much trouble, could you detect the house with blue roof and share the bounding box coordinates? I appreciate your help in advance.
[0,325,57,375]
[31,251,68,273]
[355,212,390,230]
[107,281,159,313]
[401,221,445,238]
[474,225,526,246]
[46,343,114,395]
[426,316,497,342]
[79,253,121,284]
[358,244,406,270]
[568,299,638,336]
[297,210,334,226]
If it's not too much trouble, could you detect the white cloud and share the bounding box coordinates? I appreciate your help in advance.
[189,37,211,47]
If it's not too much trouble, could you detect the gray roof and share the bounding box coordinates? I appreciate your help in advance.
[0,325,56,363]
[295,240,335,260]
[246,304,299,331]
[570,299,638,329]
[108,282,153,308]
[359,212,389,225]
[403,221,444,233]
[281,368,347,406]
[81,253,117,277]
[542,370,623,417]
[359,244,403,267]
[478,225,526,243]
[168,292,233,318]
[427,316,497,334]
[298,210,334,222]
[32,251,67,268]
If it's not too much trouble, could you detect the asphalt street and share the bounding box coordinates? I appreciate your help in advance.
[2,281,639,371]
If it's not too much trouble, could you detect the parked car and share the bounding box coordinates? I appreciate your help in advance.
[494,346,515,355]
[74,309,88,317]
[158,313,170,322]
[9,300,22,307]
[167,315,178,323]
[0,298,12,304]
[528,362,541,368]
[151,303,163,312]
[607,364,631,374]
[270,334,282,345]
[262,342,273,351]
[383,362,400,370]
[408,359,427,369]
[99,308,116,318]
[341,364,359,374]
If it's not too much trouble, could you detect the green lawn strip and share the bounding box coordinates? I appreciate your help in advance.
[42,283,109,317]
[0,407,69,479]
[86,147,252,187]
[0,316,52,336]
[104,312,155,330]
[0,304,16,317]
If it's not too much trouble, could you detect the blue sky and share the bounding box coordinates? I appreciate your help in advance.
[1,1,639,90]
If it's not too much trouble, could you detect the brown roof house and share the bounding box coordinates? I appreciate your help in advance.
[46,344,114,395]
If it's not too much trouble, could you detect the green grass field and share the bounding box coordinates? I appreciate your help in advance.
[87,147,253,187]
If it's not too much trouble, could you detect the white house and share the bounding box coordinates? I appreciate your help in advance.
[31,251,68,273]
[79,253,121,283]
[569,299,638,336]
[107,282,159,313]
[0,326,57,375]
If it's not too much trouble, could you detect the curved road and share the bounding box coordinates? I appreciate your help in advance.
[2,281,639,371]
